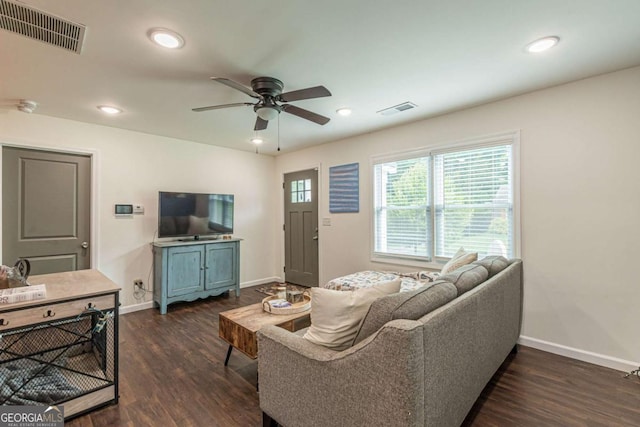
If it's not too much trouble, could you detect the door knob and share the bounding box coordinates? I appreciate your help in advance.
[81,242,89,249]
[312,236,318,240]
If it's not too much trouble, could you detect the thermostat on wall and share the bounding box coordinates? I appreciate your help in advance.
[115,204,133,216]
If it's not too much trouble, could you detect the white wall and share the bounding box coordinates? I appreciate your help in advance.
[0,112,280,308]
[2,66,637,370]
[275,66,640,370]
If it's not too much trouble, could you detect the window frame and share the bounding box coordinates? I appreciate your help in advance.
[370,131,520,268]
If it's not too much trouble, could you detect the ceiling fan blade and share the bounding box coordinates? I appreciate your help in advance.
[254,116,269,131]
[211,77,260,99]
[279,85,332,102]
[282,104,330,125]
[192,102,254,112]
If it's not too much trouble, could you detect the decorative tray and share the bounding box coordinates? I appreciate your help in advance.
[262,294,311,315]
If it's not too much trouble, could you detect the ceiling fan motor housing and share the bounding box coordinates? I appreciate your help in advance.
[251,77,284,97]
[251,77,284,119]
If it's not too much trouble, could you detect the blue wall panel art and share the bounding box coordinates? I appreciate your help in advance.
[329,162,359,213]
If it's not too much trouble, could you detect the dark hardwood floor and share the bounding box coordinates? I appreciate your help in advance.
[67,285,640,426]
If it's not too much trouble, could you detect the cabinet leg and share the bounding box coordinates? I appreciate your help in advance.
[224,345,233,366]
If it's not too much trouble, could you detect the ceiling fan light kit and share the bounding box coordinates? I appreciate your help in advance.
[193,76,332,132]
[256,107,279,121]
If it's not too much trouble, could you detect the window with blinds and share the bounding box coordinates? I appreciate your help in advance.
[373,157,431,260]
[372,134,516,263]
[434,144,513,258]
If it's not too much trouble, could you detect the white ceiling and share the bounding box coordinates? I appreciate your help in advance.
[2,0,640,155]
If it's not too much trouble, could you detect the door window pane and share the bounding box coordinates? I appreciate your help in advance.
[291,179,312,203]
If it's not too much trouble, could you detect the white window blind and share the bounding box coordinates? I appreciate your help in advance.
[372,133,517,264]
[373,157,431,260]
[434,144,513,258]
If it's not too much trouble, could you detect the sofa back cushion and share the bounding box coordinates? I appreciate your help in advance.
[353,280,457,345]
[438,264,489,295]
[303,278,401,351]
[472,256,510,278]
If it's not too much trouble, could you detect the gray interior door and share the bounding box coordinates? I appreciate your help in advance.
[2,147,91,274]
[284,169,318,287]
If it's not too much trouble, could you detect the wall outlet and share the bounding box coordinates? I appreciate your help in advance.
[133,279,143,288]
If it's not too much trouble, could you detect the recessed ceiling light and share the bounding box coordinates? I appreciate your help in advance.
[250,137,263,145]
[148,28,185,49]
[97,105,122,115]
[526,36,559,53]
[336,108,352,117]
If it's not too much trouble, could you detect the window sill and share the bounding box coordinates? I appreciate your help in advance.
[370,255,443,271]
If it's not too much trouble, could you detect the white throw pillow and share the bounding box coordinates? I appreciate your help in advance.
[440,247,478,275]
[303,278,401,350]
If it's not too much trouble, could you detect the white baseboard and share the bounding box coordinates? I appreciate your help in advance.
[118,277,282,314]
[518,335,639,373]
[240,276,282,288]
[119,300,154,315]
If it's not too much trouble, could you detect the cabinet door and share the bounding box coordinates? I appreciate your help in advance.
[204,242,237,290]
[167,246,205,297]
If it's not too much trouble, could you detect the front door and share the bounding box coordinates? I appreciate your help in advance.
[2,147,92,274]
[284,169,319,287]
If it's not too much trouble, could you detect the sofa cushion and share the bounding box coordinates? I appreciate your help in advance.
[352,280,457,345]
[438,264,489,295]
[303,278,401,351]
[472,255,510,278]
[440,247,478,275]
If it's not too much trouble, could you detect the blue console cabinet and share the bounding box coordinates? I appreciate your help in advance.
[153,239,240,314]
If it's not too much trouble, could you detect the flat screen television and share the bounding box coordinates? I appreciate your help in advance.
[158,192,234,239]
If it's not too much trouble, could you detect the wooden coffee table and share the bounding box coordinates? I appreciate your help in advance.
[219,302,311,365]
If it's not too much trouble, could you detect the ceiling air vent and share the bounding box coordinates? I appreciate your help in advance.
[377,102,418,116]
[0,0,86,54]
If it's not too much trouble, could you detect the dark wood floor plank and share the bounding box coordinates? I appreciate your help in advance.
[65,285,640,427]
[462,345,640,426]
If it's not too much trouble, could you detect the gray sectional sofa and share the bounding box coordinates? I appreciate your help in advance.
[257,257,523,427]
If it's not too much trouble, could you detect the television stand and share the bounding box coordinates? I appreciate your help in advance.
[179,235,221,242]
[152,239,241,314]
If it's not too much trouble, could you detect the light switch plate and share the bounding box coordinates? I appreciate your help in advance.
[133,205,144,214]
[322,217,331,226]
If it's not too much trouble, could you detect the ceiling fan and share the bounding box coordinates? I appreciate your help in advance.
[192,77,332,131]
